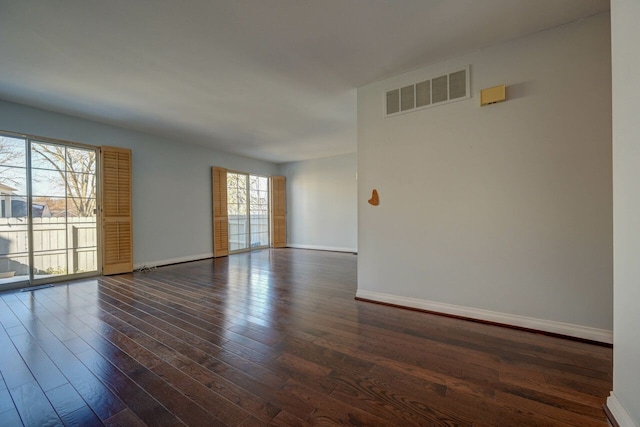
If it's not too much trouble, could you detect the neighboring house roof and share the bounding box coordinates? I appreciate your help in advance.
[2,199,51,218]
[0,182,17,194]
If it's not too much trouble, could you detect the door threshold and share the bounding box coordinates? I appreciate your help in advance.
[20,284,54,292]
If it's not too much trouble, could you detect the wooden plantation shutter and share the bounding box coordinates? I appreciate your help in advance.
[101,146,133,275]
[212,167,229,257]
[270,176,286,248]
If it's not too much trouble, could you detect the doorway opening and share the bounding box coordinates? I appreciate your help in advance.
[227,172,269,253]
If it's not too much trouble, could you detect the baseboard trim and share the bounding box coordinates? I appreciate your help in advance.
[606,392,638,427]
[286,243,357,253]
[134,253,214,270]
[355,290,613,345]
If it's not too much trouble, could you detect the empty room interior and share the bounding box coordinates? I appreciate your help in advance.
[0,0,639,426]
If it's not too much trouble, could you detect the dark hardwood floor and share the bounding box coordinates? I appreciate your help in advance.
[0,249,612,426]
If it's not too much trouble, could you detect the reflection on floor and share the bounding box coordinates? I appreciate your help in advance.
[0,274,65,289]
[0,249,613,426]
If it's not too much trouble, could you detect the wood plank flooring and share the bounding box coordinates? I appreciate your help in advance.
[0,249,612,426]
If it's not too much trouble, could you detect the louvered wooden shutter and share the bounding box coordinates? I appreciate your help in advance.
[212,167,229,257]
[101,146,133,275]
[270,176,286,248]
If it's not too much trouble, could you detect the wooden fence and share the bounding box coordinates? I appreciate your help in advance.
[0,217,97,276]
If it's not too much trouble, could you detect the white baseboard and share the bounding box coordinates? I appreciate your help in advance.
[607,392,639,427]
[355,290,613,344]
[134,252,213,270]
[133,246,358,270]
[287,243,357,253]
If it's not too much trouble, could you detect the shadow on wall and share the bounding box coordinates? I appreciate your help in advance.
[0,236,29,276]
[505,82,528,101]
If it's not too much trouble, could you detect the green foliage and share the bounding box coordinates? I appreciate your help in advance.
[45,266,67,275]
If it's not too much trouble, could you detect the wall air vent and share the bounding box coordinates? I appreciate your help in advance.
[400,85,415,111]
[385,66,470,117]
[386,89,400,115]
[415,80,430,107]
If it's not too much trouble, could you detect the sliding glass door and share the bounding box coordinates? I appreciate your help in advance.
[0,135,30,285]
[0,133,99,290]
[228,172,249,252]
[249,175,269,248]
[227,172,269,253]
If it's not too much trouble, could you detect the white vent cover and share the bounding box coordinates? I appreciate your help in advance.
[449,70,467,100]
[431,75,448,104]
[386,89,400,115]
[385,66,470,117]
[400,85,415,111]
[416,80,430,108]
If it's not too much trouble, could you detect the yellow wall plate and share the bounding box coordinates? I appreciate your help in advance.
[480,85,506,106]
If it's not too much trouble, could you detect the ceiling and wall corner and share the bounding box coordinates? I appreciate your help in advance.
[0,0,609,163]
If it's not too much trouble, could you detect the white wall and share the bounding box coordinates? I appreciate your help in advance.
[357,13,612,341]
[610,1,640,425]
[279,153,357,252]
[0,100,278,267]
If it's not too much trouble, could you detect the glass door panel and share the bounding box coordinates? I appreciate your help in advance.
[227,172,270,253]
[228,172,249,252]
[31,142,69,278]
[249,176,269,248]
[0,135,30,287]
[66,148,97,275]
[67,195,98,274]
[30,141,98,279]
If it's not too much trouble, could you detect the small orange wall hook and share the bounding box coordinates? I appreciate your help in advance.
[368,189,379,206]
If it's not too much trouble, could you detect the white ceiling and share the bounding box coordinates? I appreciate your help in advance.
[0,0,609,163]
